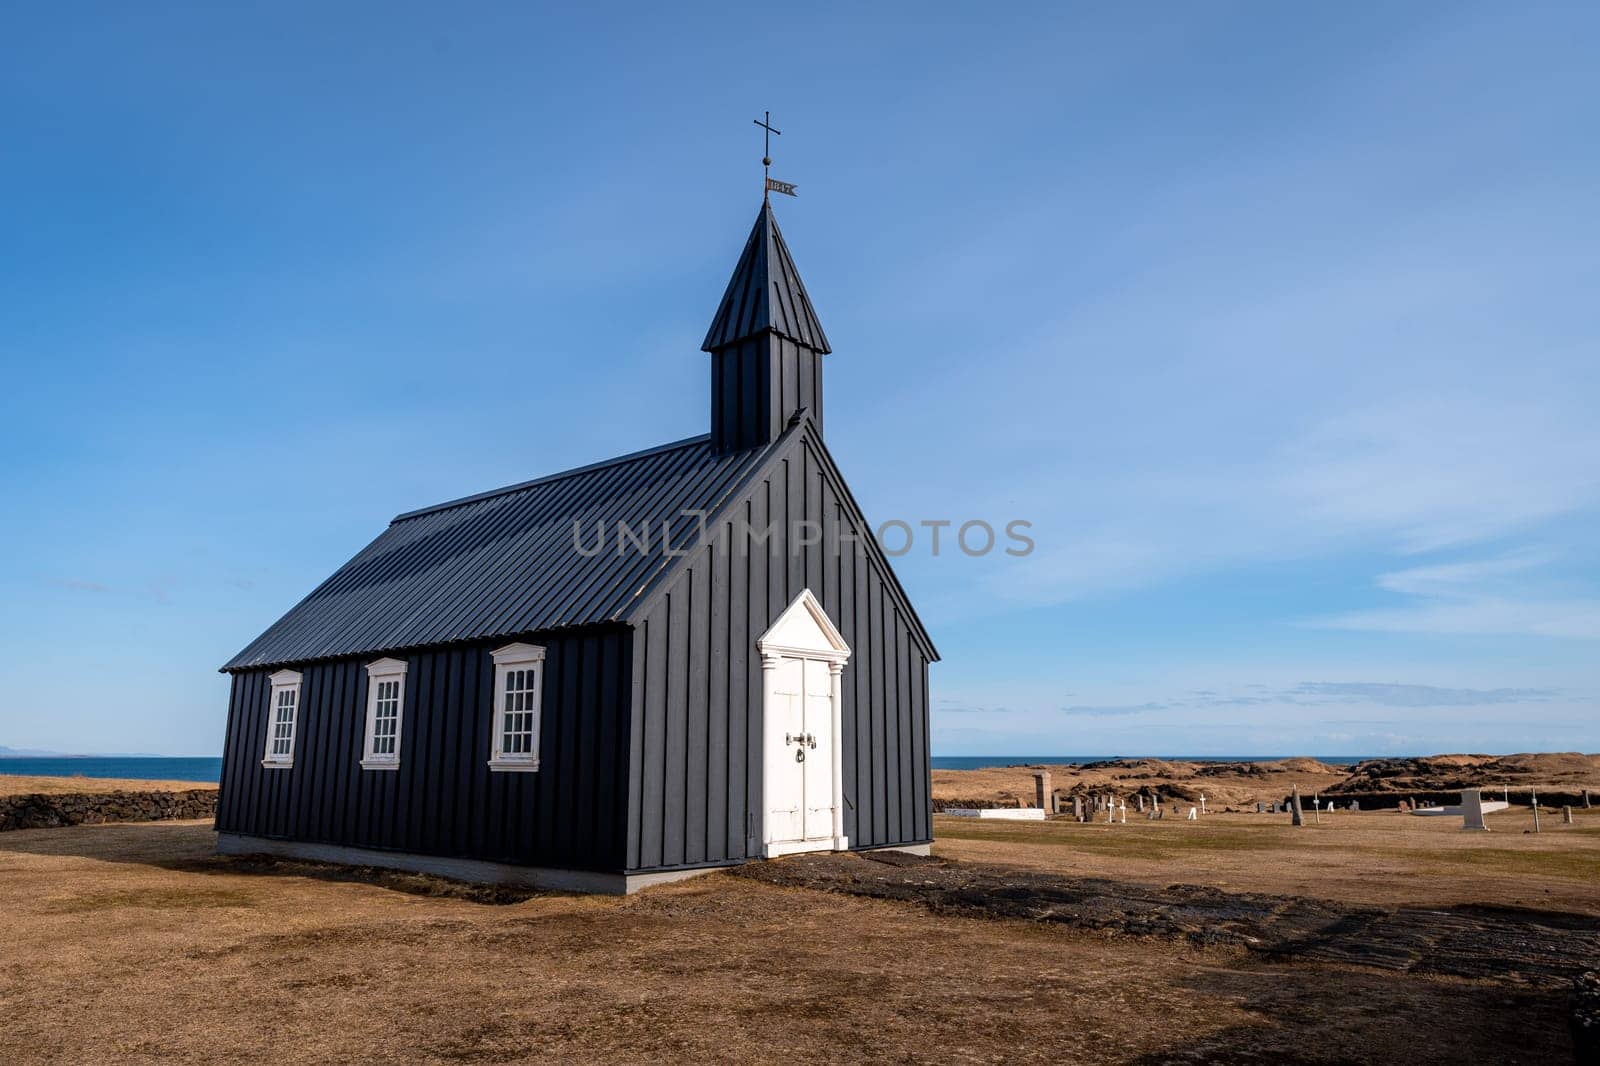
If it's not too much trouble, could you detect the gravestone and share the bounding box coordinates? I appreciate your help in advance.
[1461,787,1489,831]
[1200,793,1208,815]
[1290,785,1304,827]
[1033,771,1052,812]
[1348,800,1360,811]
[1256,802,1265,814]
[1563,806,1574,825]
[1186,807,1198,821]
[1136,795,1145,812]
[1073,796,1084,821]
[1119,800,1128,824]
[1585,790,1592,809]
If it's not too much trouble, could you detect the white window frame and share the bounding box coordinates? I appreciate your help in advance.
[487,642,545,772]
[360,658,408,770]
[262,669,303,769]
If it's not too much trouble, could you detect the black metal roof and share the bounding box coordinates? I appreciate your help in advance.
[701,202,831,354]
[221,434,782,671]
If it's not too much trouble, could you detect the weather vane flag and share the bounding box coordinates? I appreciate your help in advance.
[755,111,798,198]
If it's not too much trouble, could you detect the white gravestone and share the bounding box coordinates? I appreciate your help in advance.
[1461,787,1489,831]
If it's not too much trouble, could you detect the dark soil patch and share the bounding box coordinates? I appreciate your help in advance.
[734,850,1600,983]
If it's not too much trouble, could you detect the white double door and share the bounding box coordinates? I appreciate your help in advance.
[765,654,840,853]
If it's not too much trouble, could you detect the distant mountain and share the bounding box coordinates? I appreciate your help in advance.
[0,745,65,757]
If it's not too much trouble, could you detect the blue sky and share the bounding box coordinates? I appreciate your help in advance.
[2,2,1596,757]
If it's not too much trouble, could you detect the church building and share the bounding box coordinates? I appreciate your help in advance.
[215,199,939,892]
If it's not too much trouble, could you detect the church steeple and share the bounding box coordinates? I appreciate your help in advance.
[703,202,831,454]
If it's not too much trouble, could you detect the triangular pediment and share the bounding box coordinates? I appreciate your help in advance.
[757,588,851,662]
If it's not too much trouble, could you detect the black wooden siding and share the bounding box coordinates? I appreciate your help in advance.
[216,627,633,872]
[626,428,933,871]
[710,335,823,453]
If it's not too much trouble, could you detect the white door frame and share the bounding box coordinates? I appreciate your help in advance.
[756,589,851,857]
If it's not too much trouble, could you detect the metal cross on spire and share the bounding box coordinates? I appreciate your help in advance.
[754,111,797,200]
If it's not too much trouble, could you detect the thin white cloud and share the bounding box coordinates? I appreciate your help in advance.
[1286,681,1557,708]
[1313,552,1600,641]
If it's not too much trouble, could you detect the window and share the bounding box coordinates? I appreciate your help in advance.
[361,658,408,770]
[488,643,545,772]
[262,669,303,768]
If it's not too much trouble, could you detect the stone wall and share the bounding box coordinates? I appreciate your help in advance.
[1301,789,1592,811]
[931,797,1012,812]
[0,789,217,832]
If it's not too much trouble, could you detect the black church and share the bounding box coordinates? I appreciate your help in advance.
[216,200,938,892]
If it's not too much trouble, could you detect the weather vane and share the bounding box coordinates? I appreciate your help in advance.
[755,111,797,199]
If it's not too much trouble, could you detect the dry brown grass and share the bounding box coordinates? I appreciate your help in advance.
[933,806,1600,915]
[0,819,1581,1064]
[0,774,217,797]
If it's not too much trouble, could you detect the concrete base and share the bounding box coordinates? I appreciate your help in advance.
[941,807,1047,821]
[216,833,714,895]
[1410,801,1510,817]
[865,842,933,856]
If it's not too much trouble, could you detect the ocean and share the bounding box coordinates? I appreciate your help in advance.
[0,754,1375,784]
[0,757,224,783]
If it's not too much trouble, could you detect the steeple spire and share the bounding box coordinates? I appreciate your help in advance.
[703,203,831,454]
[702,202,830,354]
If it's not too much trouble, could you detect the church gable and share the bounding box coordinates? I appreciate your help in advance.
[622,418,936,663]
[623,416,937,870]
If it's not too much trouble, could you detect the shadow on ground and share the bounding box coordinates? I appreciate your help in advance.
[0,820,545,904]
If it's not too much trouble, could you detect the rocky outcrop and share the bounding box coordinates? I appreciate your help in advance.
[0,789,217,832]
[1328,753,1600,797]
[1574,971,1600,1065]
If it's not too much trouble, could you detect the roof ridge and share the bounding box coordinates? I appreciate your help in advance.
[390,433,712,524]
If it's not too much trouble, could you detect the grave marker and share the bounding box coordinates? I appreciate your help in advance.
[1461,787,1489,831]
[1033,771,1052,812]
